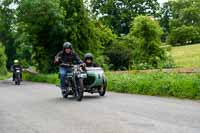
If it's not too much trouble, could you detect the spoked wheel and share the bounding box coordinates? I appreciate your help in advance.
[76,78,84,101]
[98,78,107,96]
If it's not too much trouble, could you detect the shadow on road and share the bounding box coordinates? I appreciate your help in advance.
[0,80,26,87]
[47,94,105,104]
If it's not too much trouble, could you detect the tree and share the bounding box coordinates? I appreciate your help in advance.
[15,0,115,72]
[0,43,8,75]
[159,1,173,41]
[167,25,200,45]
[60,0,103,56]
[16,0,67,72]
[166,0,200,45]
[128,16,166,68]
[91,0,160,35]
[0,0,18,67]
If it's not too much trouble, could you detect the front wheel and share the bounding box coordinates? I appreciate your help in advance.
[76,78,84,101]
[15,73,21,85]
[62,90,68,98]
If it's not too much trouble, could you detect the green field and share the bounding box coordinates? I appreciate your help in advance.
[171,44,200,68]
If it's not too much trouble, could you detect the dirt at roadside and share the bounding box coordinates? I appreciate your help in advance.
[112,68,200,74]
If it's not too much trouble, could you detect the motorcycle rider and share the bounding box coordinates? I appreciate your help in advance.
[11,60,23,81]
[84,53,98,67]
[54,42,83,94]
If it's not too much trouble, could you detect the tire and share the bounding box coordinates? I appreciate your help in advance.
[98,78,107,96]
[17,74,21,85]
[62,92,68,98]
[62,79,71,99]
[14,73,20,85]
[76,78,84,101]
[18,80,20,85]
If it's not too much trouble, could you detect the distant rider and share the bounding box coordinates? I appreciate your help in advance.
[11,60,23,81]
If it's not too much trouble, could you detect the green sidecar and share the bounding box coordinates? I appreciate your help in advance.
[84,67,107,96]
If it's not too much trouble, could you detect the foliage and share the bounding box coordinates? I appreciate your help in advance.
[91,0,160,35]
[2,0,200,71]
[159,1,173,41]
[23,72,59,84]
[14,0,117,73]
[167,25,200,45]
[0,0,17,67]
[164,0,200,45]
[16,0,66,73]
[105,38,134,70]
[127,16,167,69]
[0,43,8,75]
[84,21,117,70]
[0,72,11,80]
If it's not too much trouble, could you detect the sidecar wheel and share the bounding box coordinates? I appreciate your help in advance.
[98,78,107,96]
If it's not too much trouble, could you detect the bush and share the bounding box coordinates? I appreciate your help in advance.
[23,72,59,85]
[167,25,200,45]
[105,39,134,70]
[127,16,169,68]
[0,43,8,75]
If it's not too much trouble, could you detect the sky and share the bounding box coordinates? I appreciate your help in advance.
[158,0,168,4]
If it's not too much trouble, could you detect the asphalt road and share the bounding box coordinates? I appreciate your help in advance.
[0,79,200,133]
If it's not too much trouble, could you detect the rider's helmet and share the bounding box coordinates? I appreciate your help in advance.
[14,59,19,65]
[84,53,93,61]
[63,42,72,49]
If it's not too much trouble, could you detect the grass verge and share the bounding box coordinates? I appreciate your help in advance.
[0,73,12,80]
[107,72,200,99]
[23,72,59,85]
[23,72,200,100]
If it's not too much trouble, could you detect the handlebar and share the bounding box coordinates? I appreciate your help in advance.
[60,63,74,67]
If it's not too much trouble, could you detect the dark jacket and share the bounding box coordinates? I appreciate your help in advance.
[11,64,22,72]
[55,51,82,65]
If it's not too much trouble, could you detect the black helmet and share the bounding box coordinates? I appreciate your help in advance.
[63,42,72,49]
[84,53,93,61]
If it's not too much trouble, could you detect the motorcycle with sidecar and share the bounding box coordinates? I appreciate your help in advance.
[59,64,107,101]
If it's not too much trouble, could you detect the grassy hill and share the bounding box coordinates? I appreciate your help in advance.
[171,44,200,68]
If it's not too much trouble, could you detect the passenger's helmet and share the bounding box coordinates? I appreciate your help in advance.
[14,60,19,65]
[84,53,93,61]
[63,42,72,49]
